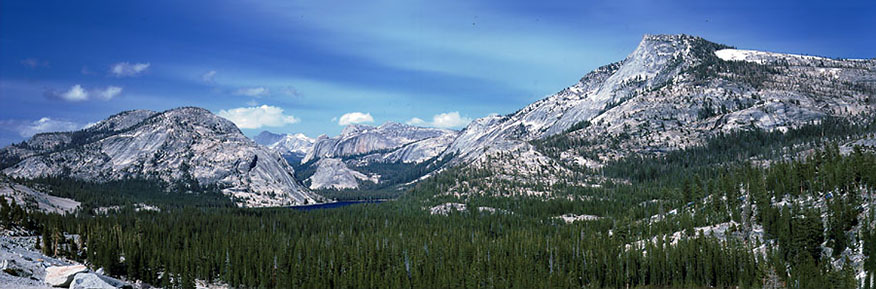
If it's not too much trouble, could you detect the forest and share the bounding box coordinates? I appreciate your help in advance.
[4,118,876,288]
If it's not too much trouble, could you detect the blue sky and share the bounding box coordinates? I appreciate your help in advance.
[1,0,874,145]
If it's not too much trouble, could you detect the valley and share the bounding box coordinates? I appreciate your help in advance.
[2,34,876,288]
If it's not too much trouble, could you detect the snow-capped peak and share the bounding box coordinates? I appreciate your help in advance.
[252,131,316,157]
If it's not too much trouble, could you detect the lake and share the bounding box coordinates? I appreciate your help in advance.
[290,200,385,210]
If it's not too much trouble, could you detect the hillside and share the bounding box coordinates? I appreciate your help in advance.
[0,107,324,207]
[437,34,876,196]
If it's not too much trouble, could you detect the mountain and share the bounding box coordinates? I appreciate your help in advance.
[252,131,286,147]
[299,122,458,190]
[307,158,379,190]
[0,177,79,214]
[303,122,456,164]
[253,131,316,162]
[0,107,323,207]
[438,34,876,196]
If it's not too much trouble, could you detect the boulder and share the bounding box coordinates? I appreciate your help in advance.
[1,259,33,278]
[68,273,129,289]
[44,264,87,287]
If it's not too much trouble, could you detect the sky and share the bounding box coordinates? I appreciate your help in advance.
[1,0,874,145]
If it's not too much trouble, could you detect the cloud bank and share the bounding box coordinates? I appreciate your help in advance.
[48,84,123,102]
[217,105,300,129]
[338,112,374,125]
[59,84,89,102]
[407,112,472,128]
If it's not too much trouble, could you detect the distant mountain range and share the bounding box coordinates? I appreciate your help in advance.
[253,131,315,163]
[2,33,874,206]
[256,122,458,190]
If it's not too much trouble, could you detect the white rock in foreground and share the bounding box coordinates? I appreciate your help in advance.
[69,273,126,289]
[44,265,87,287]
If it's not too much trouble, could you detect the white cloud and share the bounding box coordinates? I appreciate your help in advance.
[406,112,472,128]
[338,112,374,126]
[4,117,80,137]
[217,105,300,129]
[60,84,89,102]
[202,70,217,83]
[96,86,123,100]
[48,85,123,102]
[110,62,150,77]
[405,117,427,126]
[234,87,269,97]
[432,112,472,128]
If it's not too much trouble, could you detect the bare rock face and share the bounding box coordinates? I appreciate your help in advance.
[1,259,33,278]
[446,34,876,161]
[377,132,458,164]
[253,131,315,159]
[69,273,127,289]
[1,107,324,207]
[45,265,87,287]
[438,33,876,196]
[0,110,158,169]
[0,181,80,214]
[303,122,457,164]
[307,158,377,190]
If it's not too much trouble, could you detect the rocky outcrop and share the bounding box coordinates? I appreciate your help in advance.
[1,259,33,279]
[303,122,456,164]
[429,203,468,215]
[0,235,132,289]
[307,158,377,190]
[45,265,87,287]
[428,203,505,215]
[69,273,128,289]
[1,107,324,207]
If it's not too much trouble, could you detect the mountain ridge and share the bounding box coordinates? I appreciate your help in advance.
[1,107,323,207]
[434,33,876,196]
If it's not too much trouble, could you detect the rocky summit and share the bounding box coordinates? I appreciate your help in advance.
[0,107,322,207]
[438,34,876,196]
[253,131,316,160]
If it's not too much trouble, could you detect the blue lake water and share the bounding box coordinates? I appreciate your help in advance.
[290,200,385,210]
